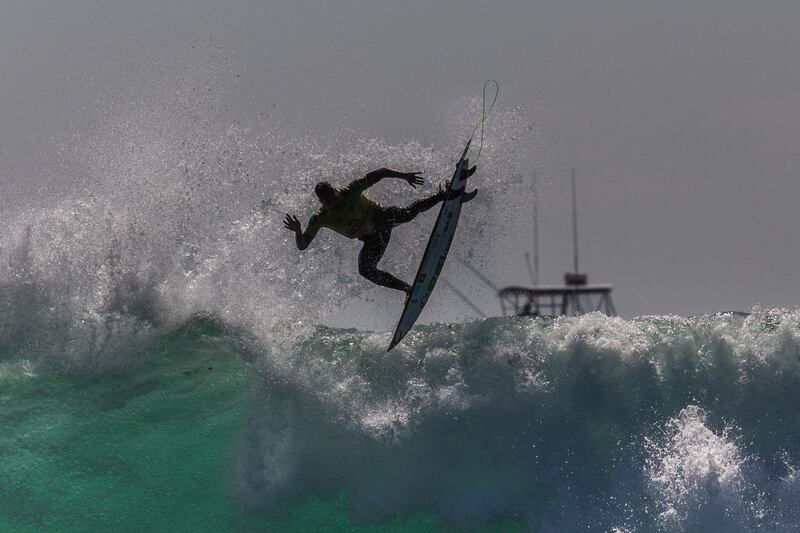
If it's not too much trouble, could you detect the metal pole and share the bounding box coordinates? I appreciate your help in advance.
[525,253,536,286]
[533,169,540,285]
[571,167,579,274]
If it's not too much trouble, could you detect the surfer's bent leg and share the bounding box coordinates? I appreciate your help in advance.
[387,191,445,226]
[357,230,410,293]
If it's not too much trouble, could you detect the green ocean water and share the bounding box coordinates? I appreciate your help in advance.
[4,310,800,531]
[0,320,519,532]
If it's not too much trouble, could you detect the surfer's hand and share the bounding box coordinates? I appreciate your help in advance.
[283,214,301,233]
[402,172,424,188]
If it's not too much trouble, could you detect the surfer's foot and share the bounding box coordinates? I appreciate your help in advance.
[438,166,476,199]
[403,285,412,304]
[437,181,449,201]
[438,165,476,196]
[439,180,468,200]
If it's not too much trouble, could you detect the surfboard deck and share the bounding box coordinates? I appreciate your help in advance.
[387,141,477,351]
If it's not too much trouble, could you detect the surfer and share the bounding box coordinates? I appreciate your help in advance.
[283,166,476,298]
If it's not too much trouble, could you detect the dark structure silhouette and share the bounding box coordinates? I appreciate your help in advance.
[498,167,617,317]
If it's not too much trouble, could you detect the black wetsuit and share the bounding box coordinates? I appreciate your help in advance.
[357,192,444,292]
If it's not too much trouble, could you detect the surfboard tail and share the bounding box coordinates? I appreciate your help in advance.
[461,189,478,203]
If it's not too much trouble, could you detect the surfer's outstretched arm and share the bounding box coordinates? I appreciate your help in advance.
[283,213,318,250]
[347,168,424,193]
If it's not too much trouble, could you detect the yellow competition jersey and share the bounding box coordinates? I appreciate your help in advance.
[305,184,380,240]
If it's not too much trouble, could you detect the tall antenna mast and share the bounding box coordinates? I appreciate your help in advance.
[533,169,540,285]
[571,166,579,274]
[525,169,540,286]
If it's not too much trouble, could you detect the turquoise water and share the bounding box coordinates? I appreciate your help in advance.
[4,311,800,531]
[1,320,251,532]
[0,319,520,532]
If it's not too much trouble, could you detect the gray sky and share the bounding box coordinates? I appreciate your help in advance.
[2,0,799,318]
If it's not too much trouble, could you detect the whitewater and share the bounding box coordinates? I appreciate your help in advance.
[3,311,800,531]
[2,50,799,532]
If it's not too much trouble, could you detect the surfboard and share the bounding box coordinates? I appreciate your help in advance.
[387,140,477,351]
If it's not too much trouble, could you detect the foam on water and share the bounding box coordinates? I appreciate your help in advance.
[2,305,800,530]
[231,310,800,531]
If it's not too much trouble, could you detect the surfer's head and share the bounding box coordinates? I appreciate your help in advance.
[314,181,336,205]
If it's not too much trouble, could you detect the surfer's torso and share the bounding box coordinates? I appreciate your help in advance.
[307,183,380,239]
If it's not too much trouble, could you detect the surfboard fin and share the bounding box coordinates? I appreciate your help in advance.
[461,189,478,203]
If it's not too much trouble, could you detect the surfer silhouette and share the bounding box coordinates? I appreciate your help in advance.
[284,166,476,298]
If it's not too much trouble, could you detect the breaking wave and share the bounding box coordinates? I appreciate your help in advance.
[232,309,800,531]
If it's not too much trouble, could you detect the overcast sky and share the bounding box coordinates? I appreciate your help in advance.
[2,0,799,318]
